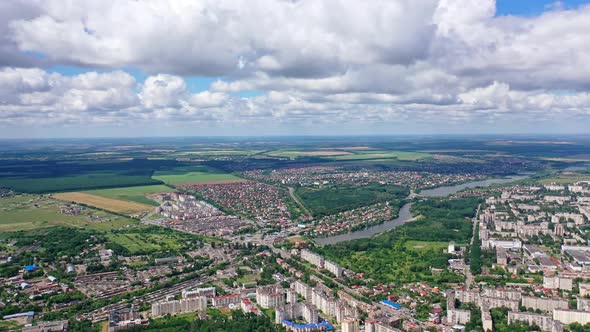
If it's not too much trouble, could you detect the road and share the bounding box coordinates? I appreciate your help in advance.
[288,187,312,216]
[465,204,481,289]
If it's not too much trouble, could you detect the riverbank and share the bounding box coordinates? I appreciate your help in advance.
[313,173,531,245]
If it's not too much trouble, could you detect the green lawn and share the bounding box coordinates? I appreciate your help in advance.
[83,185,172,206]
[405,241,453,252]
[0,195,135,232]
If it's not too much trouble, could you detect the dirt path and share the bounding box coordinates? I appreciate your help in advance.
[288,187,312,216]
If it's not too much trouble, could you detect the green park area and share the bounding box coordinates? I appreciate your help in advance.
[105,226,220,255]
[316,197,479,285]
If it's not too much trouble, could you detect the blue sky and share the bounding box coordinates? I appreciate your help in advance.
[496,0,588,15]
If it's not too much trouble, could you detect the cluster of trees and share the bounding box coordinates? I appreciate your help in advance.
[296,183,408,217]
[315,197,479,284]
[408,197,480,242]
[122,310,287,332]
[13,227,100,261]
[566,323,590,332]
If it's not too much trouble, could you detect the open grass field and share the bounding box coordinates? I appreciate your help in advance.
[0,195,135,232]
[53,192,153,215]
[405,241,453,252]
[107,232,182,254]
[83,185,172,206]
[152,165,243,185]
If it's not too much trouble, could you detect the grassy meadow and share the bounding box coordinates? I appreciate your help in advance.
[0,195,135,232]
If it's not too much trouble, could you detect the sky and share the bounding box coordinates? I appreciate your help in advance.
[1,0,590,138]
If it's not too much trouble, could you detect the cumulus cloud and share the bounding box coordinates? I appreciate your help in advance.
[140,74,187,108]
[1,0,590,135]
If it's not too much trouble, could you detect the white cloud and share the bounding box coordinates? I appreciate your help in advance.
[140,74,187,108]
[1,0,590,135]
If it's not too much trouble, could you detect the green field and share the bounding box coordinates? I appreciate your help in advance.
[329,150,432,161]
[107,232,182,254]
[0,172,162,194]
[0,195,135,232]
[537,173,589,184]
[265,150,353,159]
[152,166,242,185]
[296,183,409,217]
[83,185,173,206]
[0,159,177,193]
[105,226,219,255]
[177,150,262,156]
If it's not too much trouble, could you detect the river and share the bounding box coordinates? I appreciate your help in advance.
[314,203,414,245]
[313,174,531,245]
[418,174,530,197]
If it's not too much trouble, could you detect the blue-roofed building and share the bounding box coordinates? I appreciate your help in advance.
[381,299,402,309]
[282,320,334,331]
[3,311,34,320]
[25,264,37,272]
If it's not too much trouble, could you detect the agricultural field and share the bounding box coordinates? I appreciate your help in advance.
[295,183,409,217]
[53,192,153,215]
[0,171,162,194]
[0,195,134,232]
[152,165,243,185]
[266,150,352,159]
[176,150,263,156]
[82,185,173,206]
[536,172,590,184]
[0,158,175,193]
[329,150,432,161]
